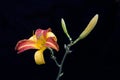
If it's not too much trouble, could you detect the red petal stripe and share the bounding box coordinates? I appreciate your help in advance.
[45,37,59,51]
[15,39,36,53]
[17,46,36,54]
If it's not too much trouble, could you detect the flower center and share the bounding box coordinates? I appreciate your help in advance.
[36,35,46,50]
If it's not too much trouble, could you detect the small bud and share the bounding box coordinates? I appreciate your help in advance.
[61,18,72,41]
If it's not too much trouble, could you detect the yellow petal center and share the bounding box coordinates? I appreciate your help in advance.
[29,35,47,50]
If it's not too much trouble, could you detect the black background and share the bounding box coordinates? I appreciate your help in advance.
[0,0,120,80]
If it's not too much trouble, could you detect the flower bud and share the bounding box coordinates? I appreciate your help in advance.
[61,18,72,41]
[73,14,99,45]
[79,14,99,39]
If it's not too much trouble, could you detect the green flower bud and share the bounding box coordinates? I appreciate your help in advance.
[61,18,72,41]
[73,14,99,45]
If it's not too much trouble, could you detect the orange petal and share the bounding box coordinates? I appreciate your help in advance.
[34,50,45,65]
[45,37,59,51]
[15,39,37,54]
[35,28,51,39]
[17,46,36,54]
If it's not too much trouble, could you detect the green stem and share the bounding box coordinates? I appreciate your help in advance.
[72,37,80,46]
[56,43,72,80]
[49,41,73,80]
[49,48,60,67]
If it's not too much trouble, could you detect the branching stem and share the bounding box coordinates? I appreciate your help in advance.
[49,39,73,80]
[49,48,60,67]
[56,43,72,80]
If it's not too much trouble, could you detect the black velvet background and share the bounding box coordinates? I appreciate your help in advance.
[0,0,120,80]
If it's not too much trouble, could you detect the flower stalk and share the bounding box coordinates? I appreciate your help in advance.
[49,48,60,67]
[54,14,99,80]
[56,43,72,80]
[49,41,73,80]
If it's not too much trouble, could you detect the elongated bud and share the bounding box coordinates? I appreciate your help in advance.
[79,14,99,39]
[73,14,99,45]
[61,18,72,41]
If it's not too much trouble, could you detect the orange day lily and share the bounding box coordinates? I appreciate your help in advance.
[15,28,59,65]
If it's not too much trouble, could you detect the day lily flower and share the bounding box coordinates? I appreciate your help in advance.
[15,28,59,65]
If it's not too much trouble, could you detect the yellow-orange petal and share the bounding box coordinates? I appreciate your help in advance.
[29,35,37,41]
[15,39,37,54]
[47,32,57,41]
[34,50,45,65]
[45,37,59,51]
